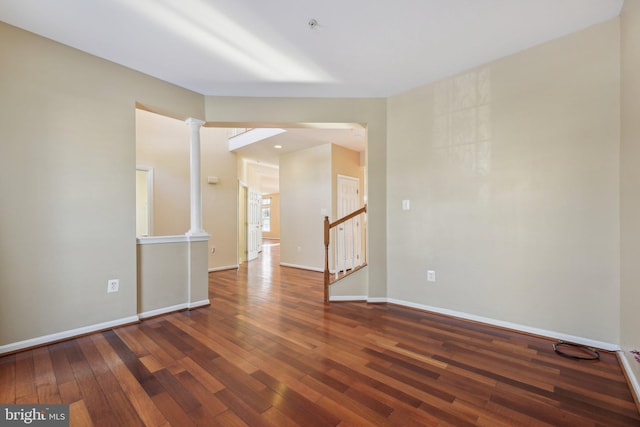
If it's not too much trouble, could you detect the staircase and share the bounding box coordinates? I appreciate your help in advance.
[323,205,367,302]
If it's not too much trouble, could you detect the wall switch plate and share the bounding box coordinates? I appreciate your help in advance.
[402,200,411,211]
[107,279,120,293]
[427,270,436,282]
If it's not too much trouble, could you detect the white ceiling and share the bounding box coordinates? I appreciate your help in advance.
[0,0,623,98]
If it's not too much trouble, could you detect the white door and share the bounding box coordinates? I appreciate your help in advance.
[336,175,361,272]
[247,187,262,261]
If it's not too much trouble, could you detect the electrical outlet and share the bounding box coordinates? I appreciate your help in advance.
[297,246,302,253]
[427,270,436,282]
[107,279,119,293]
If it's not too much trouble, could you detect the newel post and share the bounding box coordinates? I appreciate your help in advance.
[324,216,330,303]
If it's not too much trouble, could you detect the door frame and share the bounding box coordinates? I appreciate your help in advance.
[136,166,154,237]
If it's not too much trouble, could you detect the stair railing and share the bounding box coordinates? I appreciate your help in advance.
[323,205,367,303]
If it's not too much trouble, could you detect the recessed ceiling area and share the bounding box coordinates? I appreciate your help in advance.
[0,0,624,98]
[227,125,366,166]
[223,123,366,195]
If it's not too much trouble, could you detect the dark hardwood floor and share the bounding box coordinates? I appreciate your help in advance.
[2,241,639,426]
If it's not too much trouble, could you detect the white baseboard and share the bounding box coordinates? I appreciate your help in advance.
[366,297,388,303]
[139,303,189,319]
[208,265,239,272]
[386,298,620,351]
[279,263,324,273]
[1,300,214,354]
[188,299,210,309]
[139,299,210,319]
[0,315,140,355]
[330,295,367,302]
[619,351,640,406]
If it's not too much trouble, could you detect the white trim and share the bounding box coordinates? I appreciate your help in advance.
[330,295,367,302]
[208,265,240,272]
[386,298,620,351]
[619,351,640,405]
[137,234,209,245]
[185,232,210,241]
[136,166,154,236]
[188,299,210,309]
[140,300,209,319]
[0,315,140,355]
[137,235,188,244]
[186,117,205,236]
[279,263,324,273]
[139,303,188,320]
[366,297,388,303]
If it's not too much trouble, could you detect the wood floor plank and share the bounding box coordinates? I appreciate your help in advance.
[174,370,227,418]
[151,392,196,427]
[0,353,16,403]
[1,242,639,426]
[104,390,145,427]
[48,341,76,386]
[90,332,168,427]
[36,383,61,404]
[14,349,36,399]
[251,369,341,427]
[58,380,82,404]
[64,340,113,424]
[32,346,56,387]
[69,400,94,427]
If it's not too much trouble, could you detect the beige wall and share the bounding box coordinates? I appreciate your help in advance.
[136,109,190,235]
[0,22,204,348]
[201,128,239,270]
[387,18,621,343]
[136,110,238,270]
[262,193,280,239]
[137,241,188,314]
[279,144,332,270]
[621,1,640,389]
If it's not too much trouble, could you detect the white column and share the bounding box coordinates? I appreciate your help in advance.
[185,117,206,236]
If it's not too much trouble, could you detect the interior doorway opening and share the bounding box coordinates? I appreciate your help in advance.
[209,122,367,271]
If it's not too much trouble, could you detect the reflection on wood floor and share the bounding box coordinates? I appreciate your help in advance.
[1,242,639,426]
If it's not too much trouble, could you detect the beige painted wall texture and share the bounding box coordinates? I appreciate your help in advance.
[135,110,238,270]
[201,128,240,270]
[136,110,190,236]
[387,18,621,343]
[621,1,640,387]
[280,144,332,270]
[137,242,188,314]
[0,22,204,347]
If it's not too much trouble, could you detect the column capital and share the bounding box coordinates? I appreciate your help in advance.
[185,117,205,127]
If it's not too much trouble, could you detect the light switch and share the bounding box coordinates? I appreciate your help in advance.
[402,200,410,211]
